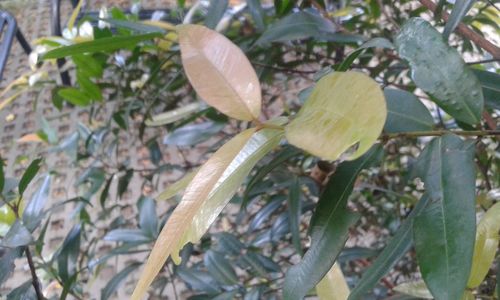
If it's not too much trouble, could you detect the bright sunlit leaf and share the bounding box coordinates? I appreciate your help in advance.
[467,202,500,288]
[132,120,285,299]
[177,24,262,121]
[316,263,350,300]
[285,71,386,161]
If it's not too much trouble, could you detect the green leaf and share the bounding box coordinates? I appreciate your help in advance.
[412,134,476,300]
[7,281,36,300]
[145,102,205,127]
[138,197,158,238]
[467,202,500,288]
[395,18,484,125]
[383,89,434,133]
[283,146,382,300]
[18,158,42,196]
[0,160,4,194]
[0,248,21,285]
[156,170,198,201]
[77,71,102,101]
[178,268,221,294]
[163,122,225,146]
[58,87,91,106]
[337,37,393,71]
[99,18,166,34]
[393,280,433,299]
[57,224,81,282]
[43,32,162,59]
[248,196,285,232]
[117,169,133,199]
[472,69,500,110]
[104,229,153,243]
[1,221,34,248]
[23,174,51,232]
[255,11,337,46]
[204,250,239,285]
[287,177,302,254]
[348,194,431,299]
[443,0,475,39]
[101,262,142,300]
[285,71,386,161]
[132,119,285,299]
[247,0,265,31]
[204,0,229,29]
[72,54,103,78]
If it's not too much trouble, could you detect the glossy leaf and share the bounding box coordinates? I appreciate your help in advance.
[393,280,433,299]
[43,32,162,59]
[443,0,475,39]
[1,221,34,248]
[348,194,431,299]
[177,268,221,294]
[23,174,51,232]
[99,18,166,34]
[316,263,350,300]
[101,262,142,300]
[163,121,225,146]
[57,224,81,282]
[177,24,261,121]
[18,158,42,196]
[145,102,205,127]
[283,146,382,300]
[132,122,284,299]
[285,71,386,161]
[58,87,91,106]
[395,18,483,124]
[156,170,198,201]
[473,69,500,110]
[104,229,152,243]
[412,134,476,300]
[204,250,238,285]
[255,11,337,46]
[467,202,500,288]
[0,248,21,285]
[204,0,229,29]
[138,197,159,238]
[77,71,102,101]
[7,281,36,300]
[384,89,434,133]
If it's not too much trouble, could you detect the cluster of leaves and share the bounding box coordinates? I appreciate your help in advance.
[0,0,499,299]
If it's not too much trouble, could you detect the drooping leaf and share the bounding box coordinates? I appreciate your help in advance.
[204,0,229,29]
[412,134,476,300]
[43,32,162,59]
[18,158,42,196]
[58,87,91,106]
[248,196,285,232]
[57,224,81,282]
[204,250,239,285]
[472,69,500,110]
[0,248,21,285]
[6,281,36,300]
[383,88,434,133]
[177,24,261,121]
[467,202,500,288]
[156,170,198,201]
[104,229,153,243]
[285,71,386,161]
[163,121,225,146]
[255,11,337,46]
[316,263,350,300]
[138,197,159,238]
[132,121,285,299]
[178,268,221,294]
[101,262,142,300]
[287,177,302,254]
[283,146,382,300]
[348,194,431,299]
[393,280,433,299]
[443,0,475,39]
[117,169,133,199]
[145,102,205,127]
[23,174,51,232]
[247,0,265,31]
[395,18,483,124]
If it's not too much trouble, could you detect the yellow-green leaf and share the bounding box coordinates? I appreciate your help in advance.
[285,71,386,161]
[316,263,350,300]
[467,202,500,288]
[393,280,433,299]
[156,169,198,201]
[177,24,262,121]
[145,102,205,127]
[132,120,285,299]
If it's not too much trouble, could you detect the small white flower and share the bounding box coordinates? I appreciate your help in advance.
[28,72,45,86]
[151,10,165,21]
[114,54,125,67]
[131,2,141,15]
[79,21,94,39]
[98,6,110,29]
[130,73,150,90]
[29,45,47,70]
[62,27,78,40]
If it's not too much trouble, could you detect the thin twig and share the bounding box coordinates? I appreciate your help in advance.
[418,0,500,58]
[251,62,317,74]
[466,58,500,65]
[25,247,44,300]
